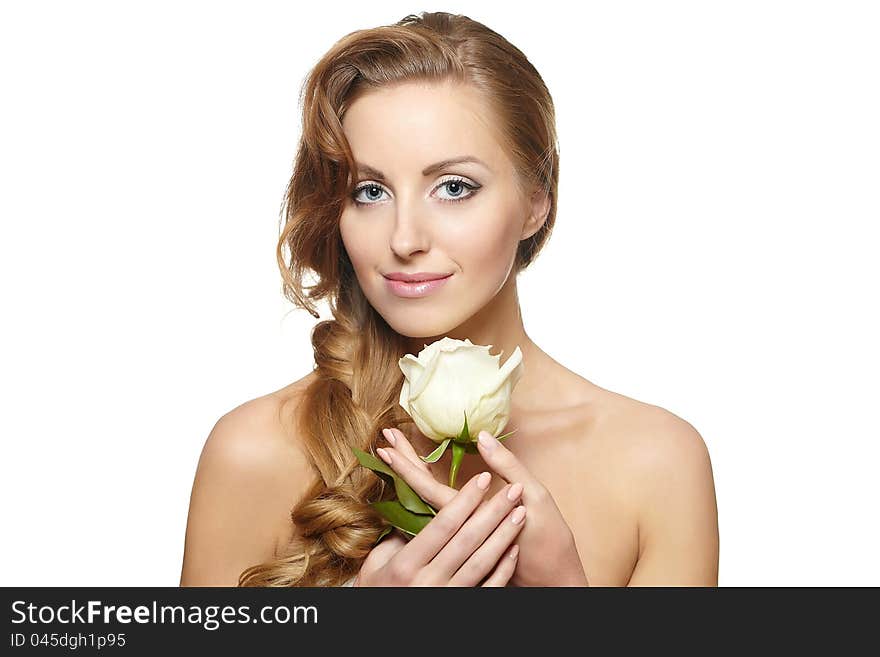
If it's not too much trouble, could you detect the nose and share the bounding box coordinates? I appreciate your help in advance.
[388,197,431,258]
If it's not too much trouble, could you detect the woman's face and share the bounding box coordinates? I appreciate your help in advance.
[339,80,545,339]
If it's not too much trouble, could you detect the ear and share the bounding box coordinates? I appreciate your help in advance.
[520,187,551,241]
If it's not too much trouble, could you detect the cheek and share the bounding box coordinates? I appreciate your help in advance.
[340,216,375,273]
[452,202,521,268]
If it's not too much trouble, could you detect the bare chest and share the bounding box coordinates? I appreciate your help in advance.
[407,402,640,587]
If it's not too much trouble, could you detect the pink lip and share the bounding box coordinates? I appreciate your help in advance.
[383,273,452,298]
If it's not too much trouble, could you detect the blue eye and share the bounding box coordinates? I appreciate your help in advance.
[350,176,481,207]
[352,184,387,204]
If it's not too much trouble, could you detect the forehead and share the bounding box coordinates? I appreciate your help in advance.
[341,80,509,176]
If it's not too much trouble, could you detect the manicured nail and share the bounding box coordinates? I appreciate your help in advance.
[509,544,520,560]
[377,448,392,465]
[478,431,496,451]
[382,428,396,445]
[477,471,491,490]
[507,482,523,501]
[511,505,526,524]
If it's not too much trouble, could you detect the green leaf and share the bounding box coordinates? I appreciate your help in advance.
[456,413,478,452]
[371,500,433,536]
[420,438,451,463]
[375,525,393,543]
[496,427,519,443]
[352,447,395,479]
[352,447,436,516]
[393,476,435,516]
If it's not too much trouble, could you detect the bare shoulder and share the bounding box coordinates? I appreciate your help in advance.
[582,382,719,585]
[589,383,709,459]
[179,374,319,586]
[578,380,713,501]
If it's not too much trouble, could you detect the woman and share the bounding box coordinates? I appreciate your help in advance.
[179,10,719,587]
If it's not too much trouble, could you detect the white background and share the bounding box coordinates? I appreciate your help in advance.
[1,1,877,586]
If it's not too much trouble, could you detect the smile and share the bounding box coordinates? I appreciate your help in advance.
[383,274,452,298]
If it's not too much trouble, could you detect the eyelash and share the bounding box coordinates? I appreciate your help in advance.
[350,176,481,207]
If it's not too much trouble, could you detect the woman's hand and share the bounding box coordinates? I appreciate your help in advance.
[376,427,590,587]
[354,470,525,586]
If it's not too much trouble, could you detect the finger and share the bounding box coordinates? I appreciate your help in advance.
[477,430,541,490]
[480,544,520,587]
[377,443,457,510]
[401,471,492,569]
[370,532,407,568]
[357,533,406,586]
[439,488,525,585]
[458,505,526,586]
[384,428,432,474]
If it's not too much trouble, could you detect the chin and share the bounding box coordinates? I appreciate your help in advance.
[388,320,452,340]
[375,310,457,339]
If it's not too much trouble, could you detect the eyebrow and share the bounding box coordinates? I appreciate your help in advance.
[355,156,489,181]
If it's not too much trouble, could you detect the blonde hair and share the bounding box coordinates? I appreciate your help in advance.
[238,10,559,587]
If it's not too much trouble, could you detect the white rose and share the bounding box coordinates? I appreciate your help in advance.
[398,337,524,443]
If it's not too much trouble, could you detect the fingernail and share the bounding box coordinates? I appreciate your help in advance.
[377,447,392,465]
[509,544,520,560]
[507,482,523,501]
[382,428,396,445]
[477,471,491,490]
[478,431,496,451]
[511,505,526,524]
